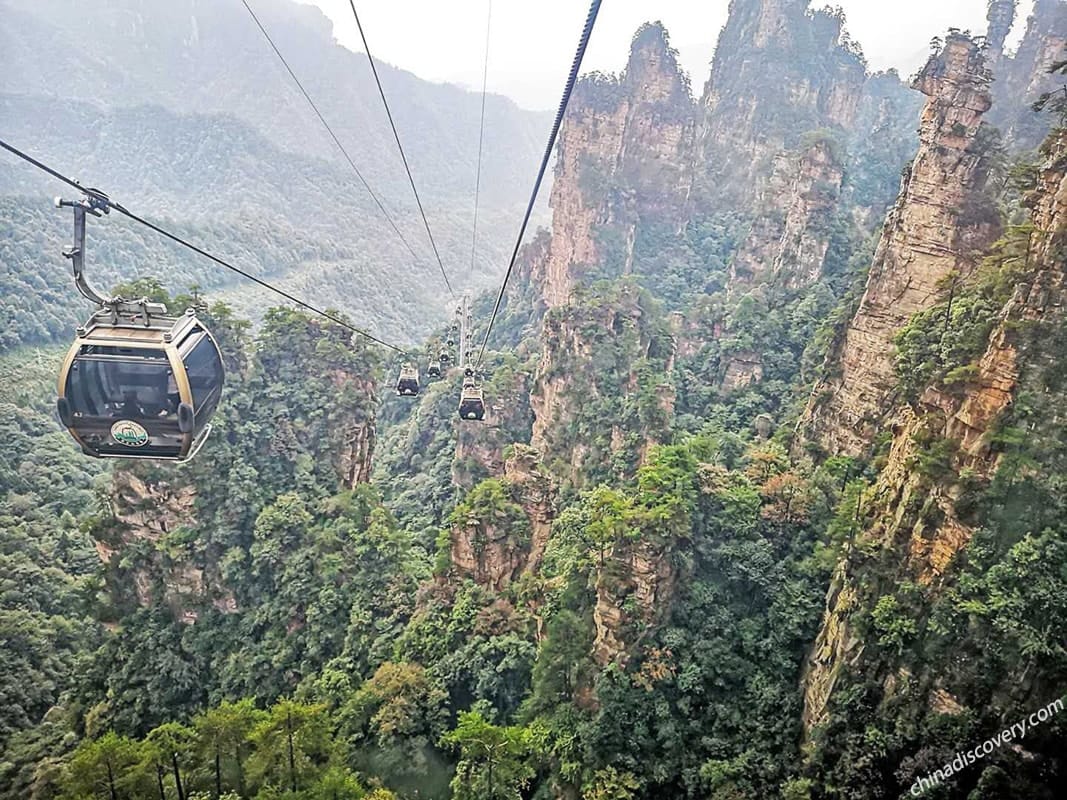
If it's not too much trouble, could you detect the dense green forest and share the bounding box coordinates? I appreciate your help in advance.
[0,310,856,798]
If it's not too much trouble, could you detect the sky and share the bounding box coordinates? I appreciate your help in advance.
[298,0,1036,110]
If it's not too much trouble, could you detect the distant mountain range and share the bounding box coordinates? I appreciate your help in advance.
[0,0,552,347]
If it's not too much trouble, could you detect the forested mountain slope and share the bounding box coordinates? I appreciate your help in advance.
[0,0,550,347]
[3,1,1067,800]
[0,0,545,200]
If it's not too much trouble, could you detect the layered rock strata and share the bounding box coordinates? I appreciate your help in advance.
[798,35,997,457]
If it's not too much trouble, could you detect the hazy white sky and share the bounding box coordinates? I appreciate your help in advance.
[298,0,1036,109]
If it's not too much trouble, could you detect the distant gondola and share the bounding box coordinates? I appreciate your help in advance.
[396,363,420,396]
[458,374,486,421]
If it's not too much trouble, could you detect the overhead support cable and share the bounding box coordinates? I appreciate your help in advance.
[469,0,493,283]
[347,0,456,297]
[0,138,410,355]
[239,0,424,268]
[475,0,603,369]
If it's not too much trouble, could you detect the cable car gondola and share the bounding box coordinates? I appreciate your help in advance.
[54,195,225,461]
[458,373,486,421]
[427,360,442,379]
[396,363,420,396]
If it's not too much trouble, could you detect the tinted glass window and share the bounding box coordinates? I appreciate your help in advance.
[66,347,173,419]
[182,333,224,421]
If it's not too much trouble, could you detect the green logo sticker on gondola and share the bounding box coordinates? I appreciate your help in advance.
[111,420,150,448]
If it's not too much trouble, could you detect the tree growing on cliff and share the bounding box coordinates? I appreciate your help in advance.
[192,699,265,797]
[442,711,539,800]
[246,699,333,794]
[337,661,448,788]
[61,731,142,800]
[1032,60,1067,123]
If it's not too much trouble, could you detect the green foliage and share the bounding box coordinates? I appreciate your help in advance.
[536,281,675,488]
[808,217,1067,797]
[870,594,919,653]
[30,301,442,750]
[449,480,530,548]
[523,433,836,797]
[629,214,748,308]
[336,662,449,794]
[905,427,959,483]
[1031,59,1067,123]
[193,699,266,798]
[246,699,334,794]
[56,699,371,800]
[581,766,641,800]
[673,268,857,434]
[523,607,596,719]
[893,226,1032,401]
[0,348,105,793]
[441,711,539,800]
[781,776,814,800]
[61,731,142,800]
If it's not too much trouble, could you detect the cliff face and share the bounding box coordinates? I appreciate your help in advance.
[693,0,924,240]
[680,2,920,403]
[696,0,866,208]
[798,35,998,457]
[985,0,1019,61]
[534,83,627,310]
[802,128,1067,735]
[521,28,693,486]
[844,71,926,222]
[103,470,234,621]
[503,5,924,676]
[334,372,377,488]
[448,445,555,591]
[592,533,677,667]
[948,131,1067,468]
[440,6,1031,726]
[617,25,696,212]
[530,285,674,487]
[729,137,845,288]
[529,24,696,309]
[518,3,922,427]
[989,0,1067,149]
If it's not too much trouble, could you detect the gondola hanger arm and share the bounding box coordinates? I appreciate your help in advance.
[57,194,168,326]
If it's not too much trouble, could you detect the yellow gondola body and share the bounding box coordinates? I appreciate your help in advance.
[57,310,224,461]
[52,194,225,462]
